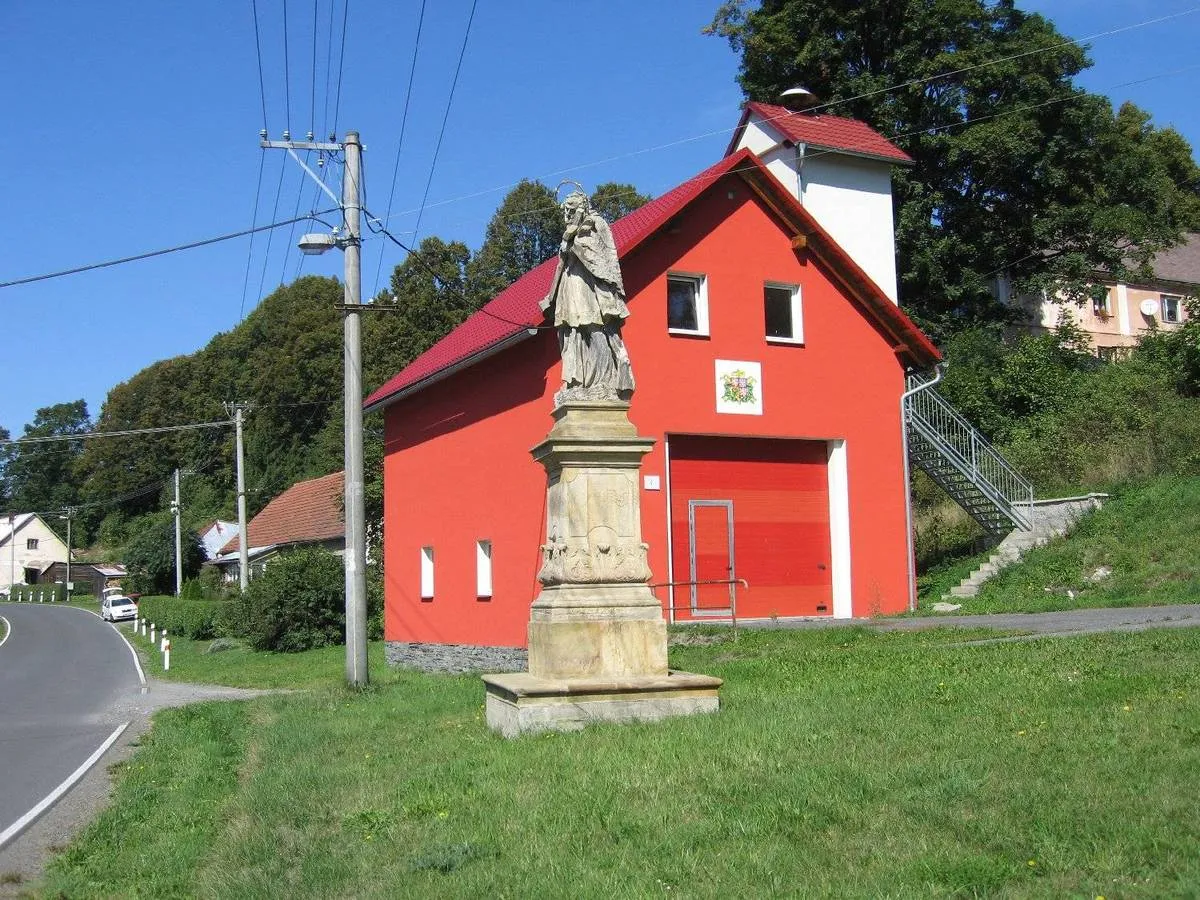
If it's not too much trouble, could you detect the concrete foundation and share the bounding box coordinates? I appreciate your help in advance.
[482,670,723,738]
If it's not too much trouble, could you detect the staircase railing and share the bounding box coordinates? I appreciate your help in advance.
[904,373,1034,531]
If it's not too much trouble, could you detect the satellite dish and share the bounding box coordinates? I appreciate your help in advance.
[779,86,819,112]
[1139,298,1160,317]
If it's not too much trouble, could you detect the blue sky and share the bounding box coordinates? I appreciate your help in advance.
[3,0,1199,437]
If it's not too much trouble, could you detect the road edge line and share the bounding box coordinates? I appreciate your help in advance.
[111,623,147,687]
[0,614,9,649]
[0,720,131,851]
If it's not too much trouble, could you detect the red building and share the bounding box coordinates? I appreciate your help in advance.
[365,147,940,649]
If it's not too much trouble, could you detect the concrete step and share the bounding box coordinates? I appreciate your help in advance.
[938,494,1106,607]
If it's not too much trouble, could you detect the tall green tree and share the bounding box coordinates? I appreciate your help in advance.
[467,180,563,302]
[123,513,204,594]
[707,0,1200,335]
[2,400,90,512]
[466,180,654,304]
[589,182,653,224]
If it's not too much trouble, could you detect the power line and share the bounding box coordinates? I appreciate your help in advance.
[6,8,1193,298]
[365,206,554,332]
[280,149,313,284]
[322,0,335,137]
[332,0,350,135]
[256,153,289,300]
[239,150,268,319]
[281,0,292,129]
[411,0,478,244]
[250,0,269,133]
[0,208,338,291]
[371,0,427,298]
[0,420,234,447]
[374,4,1200,232]
[310,0,318,137]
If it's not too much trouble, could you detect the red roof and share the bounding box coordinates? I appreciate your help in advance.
[726,101,912,165]
[364,149,937,411]
[220,471,344,554]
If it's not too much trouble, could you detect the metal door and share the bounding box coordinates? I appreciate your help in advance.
[688,500,735,615]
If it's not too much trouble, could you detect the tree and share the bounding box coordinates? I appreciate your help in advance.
[2,400,91,512]
[467,180,563,302]
[707,0,1200,336]
[123,513,205,595]
[589,182,652,223]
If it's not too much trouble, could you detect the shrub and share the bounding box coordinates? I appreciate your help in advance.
[242,547,346,652]
[136,596,234,640]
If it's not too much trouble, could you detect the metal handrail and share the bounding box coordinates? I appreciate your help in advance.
[648,578,748,638]
[904,375,1034,531]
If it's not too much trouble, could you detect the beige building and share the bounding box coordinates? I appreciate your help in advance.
[0,513,71,591]
[1005,233,1197,358]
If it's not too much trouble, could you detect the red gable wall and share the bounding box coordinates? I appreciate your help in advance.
[383,171,913,646]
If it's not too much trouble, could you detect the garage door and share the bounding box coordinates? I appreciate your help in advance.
[669,435,833,620]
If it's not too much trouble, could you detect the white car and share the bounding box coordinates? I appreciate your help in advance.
[101,595,138,623]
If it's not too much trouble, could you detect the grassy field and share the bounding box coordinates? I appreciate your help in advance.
[37,625,1200,898]
[917,476,1200,614]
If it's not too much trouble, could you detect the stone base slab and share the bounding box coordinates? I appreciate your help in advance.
[481,670,722,738]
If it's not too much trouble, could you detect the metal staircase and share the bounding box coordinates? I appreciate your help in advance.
[904,372,1034,537]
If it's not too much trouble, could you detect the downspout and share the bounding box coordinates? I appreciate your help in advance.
[900,363,945,612]
[795,142,807,204]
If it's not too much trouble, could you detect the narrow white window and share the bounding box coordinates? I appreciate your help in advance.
[420,546,435,600]
[764,282,803,343]
[667,273,709,335]
[476,540,493,598]
[1162,295,1182,324]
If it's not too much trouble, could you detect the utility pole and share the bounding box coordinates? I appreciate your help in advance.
[233,403,250,593]
[173,467,183,596]
[62,507,73,600]
[341,131,368,688]
[260,129,368,686]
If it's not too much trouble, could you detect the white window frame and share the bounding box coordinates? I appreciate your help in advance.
[476,540,493,598]
[1161,294,1182,324]
[764,281,804,344]
[26,538,38,550]
[420,546,435,600]
[1092,291,1112,318]
[667,273,709,336]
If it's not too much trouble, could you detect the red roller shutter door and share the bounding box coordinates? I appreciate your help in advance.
[669,435,833,619]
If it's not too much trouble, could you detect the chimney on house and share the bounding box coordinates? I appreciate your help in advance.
[727,88,912,303]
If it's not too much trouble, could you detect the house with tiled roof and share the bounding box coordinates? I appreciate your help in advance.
[1001,233,1198,358]
[367,127,941,653]
[209,472,343,582]
[0,513,70,593]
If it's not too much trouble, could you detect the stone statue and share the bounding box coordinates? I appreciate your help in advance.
[540,190,635,404]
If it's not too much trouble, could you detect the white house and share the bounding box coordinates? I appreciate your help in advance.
[0,513,71,591]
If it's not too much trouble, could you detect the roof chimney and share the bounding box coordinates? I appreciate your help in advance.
[779,86,819,113]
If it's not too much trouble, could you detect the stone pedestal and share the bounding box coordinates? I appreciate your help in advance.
[483,400,721,736]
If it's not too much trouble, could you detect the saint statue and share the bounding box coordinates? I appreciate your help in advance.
[540,189,635,403]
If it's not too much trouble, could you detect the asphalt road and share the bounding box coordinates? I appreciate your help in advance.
[0,603,141,849]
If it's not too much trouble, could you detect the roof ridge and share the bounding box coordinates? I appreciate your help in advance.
[364,148,935,412]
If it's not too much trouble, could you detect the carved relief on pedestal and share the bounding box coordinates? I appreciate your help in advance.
[537,530,652,586]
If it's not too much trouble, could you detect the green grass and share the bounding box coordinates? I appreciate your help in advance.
[129,627,398,691]
[39,626,1200,898]
[917,476,1200,615]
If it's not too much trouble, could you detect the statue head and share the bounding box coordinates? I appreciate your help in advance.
[562,190,589,224]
